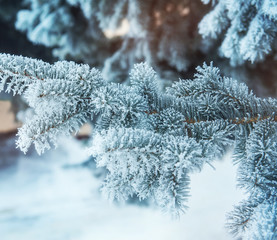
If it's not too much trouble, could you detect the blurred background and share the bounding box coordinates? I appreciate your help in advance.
[0,0,276,239]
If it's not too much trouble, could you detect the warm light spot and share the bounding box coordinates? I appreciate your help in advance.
[179,6,190,17]
[0,101,21,133]
[104,19,129,38]
[154,11,162,26]
[72,123,92,139]
[154,11,161,18]
[166,3,174,12]
[78,123,92,136]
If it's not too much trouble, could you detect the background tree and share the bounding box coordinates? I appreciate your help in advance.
[199,0,277,65]
[14,0,209,83]
[11,0,277,95]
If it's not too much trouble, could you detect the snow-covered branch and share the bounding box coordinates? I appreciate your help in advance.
[0,53,276,236]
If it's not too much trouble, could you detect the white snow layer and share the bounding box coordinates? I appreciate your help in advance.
[0,138,244,240]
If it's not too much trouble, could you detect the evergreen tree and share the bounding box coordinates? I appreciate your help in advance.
[12,0,277,96]
[0,53,276,239]
[15,0,209,82]
[199,0,277,65]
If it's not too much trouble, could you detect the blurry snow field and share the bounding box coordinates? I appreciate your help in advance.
[0,138,244,240]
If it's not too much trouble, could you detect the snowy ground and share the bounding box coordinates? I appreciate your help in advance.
[0,138,245,240]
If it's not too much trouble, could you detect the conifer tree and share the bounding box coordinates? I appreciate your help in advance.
[12,0,277,97]
[15,0,208,82]
[0,53,276,239]
[199,0,277,65]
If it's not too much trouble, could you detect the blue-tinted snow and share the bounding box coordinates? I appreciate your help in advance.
[0,138,244,240]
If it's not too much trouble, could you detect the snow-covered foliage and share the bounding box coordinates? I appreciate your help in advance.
[15,0,208,82]
[0,54,276,237]
[226,119,277,239]
[199,0,277,65]
[15,0,111,65]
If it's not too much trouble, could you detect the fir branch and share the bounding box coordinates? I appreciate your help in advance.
[0,54,276,233]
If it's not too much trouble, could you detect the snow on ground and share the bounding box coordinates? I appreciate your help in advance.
[0,138,244,240]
